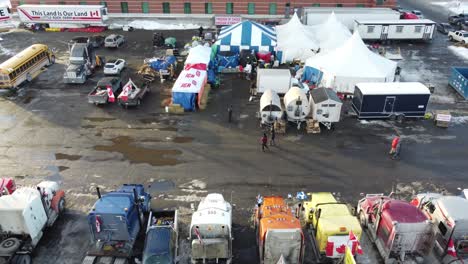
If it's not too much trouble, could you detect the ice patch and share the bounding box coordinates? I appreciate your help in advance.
[167,194,202,202]
[112,20,202,30]
[451,116,468,125]
[448,46,468,61]
[0,44,14,56]
[358,120,394,128]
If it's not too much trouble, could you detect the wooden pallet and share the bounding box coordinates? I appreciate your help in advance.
[274,120,286,134]
[306,119,320,134]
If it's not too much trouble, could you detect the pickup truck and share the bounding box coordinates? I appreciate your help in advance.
[142,209,178,264]
[448,30,468,43]
[88,77,122,105]
[449,13,468,27]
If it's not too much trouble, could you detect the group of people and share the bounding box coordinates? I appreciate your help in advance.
[260,127,276,152]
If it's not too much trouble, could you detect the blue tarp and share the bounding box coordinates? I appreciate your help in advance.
[207,69,216,84]
[172,92,197,111]
[302,66,323,84]
[217,54,239,68]
[149,56,176,71]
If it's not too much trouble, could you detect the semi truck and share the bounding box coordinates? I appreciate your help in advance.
[0,181,65,264]
[17,4,108,28]
[142,209,178,264]
[254,195,304,264]
[189,193,232,264]
[357,193,433,264]
[63,40,102,84]
[82,184,151,264]
[412,193,468,260]
[0,6,14,31]
[302,192,362,261]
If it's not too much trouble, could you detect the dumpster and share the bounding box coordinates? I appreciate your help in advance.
[449,67,468,100]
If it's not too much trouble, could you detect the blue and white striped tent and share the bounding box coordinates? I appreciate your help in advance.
[215,20,277,53]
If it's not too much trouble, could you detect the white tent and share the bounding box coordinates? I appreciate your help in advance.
[310,12,351,53]
[185,45,211,66]
[304,31,397,94]
[275,13,319,63]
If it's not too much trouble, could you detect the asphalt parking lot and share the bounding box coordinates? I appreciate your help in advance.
[0,1,468,263]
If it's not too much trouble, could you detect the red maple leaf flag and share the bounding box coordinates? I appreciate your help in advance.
[447,238,457,258]
[336,244,346,254]
[107,85,115,103]
[95,215,102,233]
[325,241,334,257]
[349,230,363,255]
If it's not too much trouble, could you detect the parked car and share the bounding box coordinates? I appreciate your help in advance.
[88,35,105,48]
[448,30,468,43]
[104,59,126,75]
[411,10,424,19]
[448,13,468,27]
[104,34,125,48]
[437,23,455,34]
[401,12,419,19]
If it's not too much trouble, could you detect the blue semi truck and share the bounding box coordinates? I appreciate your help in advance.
[81,184,151,264]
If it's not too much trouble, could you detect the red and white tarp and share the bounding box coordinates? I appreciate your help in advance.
[172,68,207,94]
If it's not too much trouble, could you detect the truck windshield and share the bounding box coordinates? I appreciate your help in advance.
[143,254,171,264]
[143,228,172,263]
[463,34,468,37]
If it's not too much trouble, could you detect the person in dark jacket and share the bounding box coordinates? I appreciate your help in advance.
[228,105,233,123]
[198,26,204,38]
[261,133,269,152]
[270,127,276,146]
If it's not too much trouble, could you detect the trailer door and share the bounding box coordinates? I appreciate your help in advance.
[381,25,389,40]
[423,25,432,40]
[383,96,395,113]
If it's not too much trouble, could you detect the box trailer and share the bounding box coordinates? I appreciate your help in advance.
[352,82,431,120]
[257,69,292,95]
[354,19,436,41]
[309,87,343,129]
[17,4,108,27]
[449,67,468,100]
[302,7,400,29]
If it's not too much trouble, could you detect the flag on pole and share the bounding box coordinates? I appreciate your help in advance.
[107,85,115,103]
[95,216,102,233]
[325,241,334,257]
[349,230,363,255]
[447,238,457,258]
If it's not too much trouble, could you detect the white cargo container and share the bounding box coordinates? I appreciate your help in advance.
[310,87,342,128]
[190,193,232,264]
[259,89,283,125]
[354,19,436,41]
[302,7,400,30]
[17,4,108,27]
[256,69,292,95]
[0,6,14,30]
[284,86,310,124]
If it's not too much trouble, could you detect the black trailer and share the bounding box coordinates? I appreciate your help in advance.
[352,82,431,120]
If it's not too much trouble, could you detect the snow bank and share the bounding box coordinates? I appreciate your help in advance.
[0,44,15,56]
[431,1,468,15]
[448,46,468,61]
[111,20,201,30]
[451,116,468,125]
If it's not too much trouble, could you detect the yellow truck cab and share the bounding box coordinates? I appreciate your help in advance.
[302,192,362,259]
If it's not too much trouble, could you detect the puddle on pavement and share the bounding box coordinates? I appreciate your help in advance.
[58,166,69,172]
[23,95,34,104]
[45,165,63,182]
[173,137,193,143]
[14,175,25,179]
[148,179,176,193]
[95,132,102,137]
[159,127,178,132]
[140,138,162,142]
[81,125,96,129]
[55,153,82,161]
[83,117,116,122]
[93,136,182,166]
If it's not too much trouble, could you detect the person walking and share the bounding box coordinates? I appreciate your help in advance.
[228,105,233,123]
[392,139,402,160]
[261,133,269,152]
[270,126,276,146]
[198,26,204,38]
[389,136,400,155]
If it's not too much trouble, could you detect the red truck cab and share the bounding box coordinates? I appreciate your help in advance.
[401,12,419,19]
[0,178,16,196]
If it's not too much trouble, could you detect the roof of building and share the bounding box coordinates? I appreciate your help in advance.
[311,87,342,103]
[355,19,436,25]
[356,82,430,95]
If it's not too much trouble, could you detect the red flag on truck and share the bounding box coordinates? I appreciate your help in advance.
[194,227,203,245]
[349,231,363,255]
[107,85,115,103]
[325,241,334,257]
[95,216,102,233]
[447,238,457,258]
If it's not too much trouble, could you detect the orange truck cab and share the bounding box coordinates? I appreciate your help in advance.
[254,195,304,264]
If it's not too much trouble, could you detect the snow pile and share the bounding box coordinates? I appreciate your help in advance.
[112,20,201,30]
[432,1,468,15]
[451,116,468,125]
[0,44,15,56]
[448,46,468,61]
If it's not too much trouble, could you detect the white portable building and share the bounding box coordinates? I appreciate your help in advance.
[260,89,283,125]
[275,13,318,63]
[0,188,47,246]
[354,19,436,41]
[257,69,292,94]
[284,86,310,123]
[310,87,343,124]
[304,32,397,94]
[302,7,400,30]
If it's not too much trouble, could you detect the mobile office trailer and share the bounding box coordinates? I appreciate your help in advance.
[354,19,436,41]
[352,82,431,120]
[302,7,400,30]
[309,87,342,128]
[257,69,292,95]
[17,4,108,27]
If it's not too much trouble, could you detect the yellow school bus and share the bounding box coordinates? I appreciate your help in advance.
[0,44,55,89]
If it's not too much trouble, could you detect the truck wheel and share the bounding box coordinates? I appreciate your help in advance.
[396,114,405,123]
[137,99,141,106]
[359,212,368,228]
[12,255,31,264]
[389,114,396,121]
[0,238,21,253]
[58,197,65,214]
[449,35,453,41]
[26,73,32,82]
[463,40,466,44]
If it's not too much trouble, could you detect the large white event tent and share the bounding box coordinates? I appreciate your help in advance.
[275,13,319,63]
[310,12,352,53]
[304,31,397,94]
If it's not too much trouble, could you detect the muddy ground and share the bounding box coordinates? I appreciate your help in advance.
[0,1,467,263]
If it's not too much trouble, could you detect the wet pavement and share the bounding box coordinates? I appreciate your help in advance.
[0,2,467,263]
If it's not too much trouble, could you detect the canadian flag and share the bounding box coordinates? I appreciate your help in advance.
[107,85,115,103]
[325,241,334,257]
[349,230,363,255]
[120,82,132,102]
[447,238,457,258]
[95,216,102,233]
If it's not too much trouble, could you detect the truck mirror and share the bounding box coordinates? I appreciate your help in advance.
[309,208,315,214]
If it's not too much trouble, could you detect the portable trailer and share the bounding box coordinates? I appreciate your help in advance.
[256,69,292,95]
[309,88,343,129]
[259,89,283,126]
[354,19,436,41]
[352,82,430,121]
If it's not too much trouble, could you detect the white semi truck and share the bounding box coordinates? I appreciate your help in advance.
[190,193,233,264]
[0,181,65,264]
[0,6,14,31]
[17,4,108,28]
